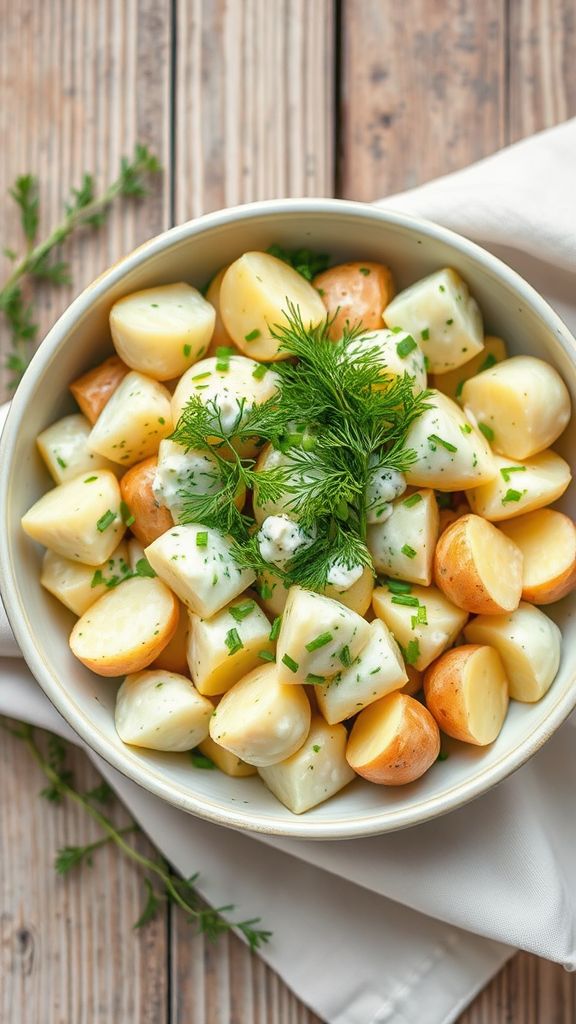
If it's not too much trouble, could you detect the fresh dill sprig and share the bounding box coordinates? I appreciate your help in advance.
[266,243,330,281]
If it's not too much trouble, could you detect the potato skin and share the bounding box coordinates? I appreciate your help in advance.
[346,692,440,785]
[423,644,509,745]
[70,356,129,424]
[313,261,394,340]
[434,513,522,614]
[120,457,173,546]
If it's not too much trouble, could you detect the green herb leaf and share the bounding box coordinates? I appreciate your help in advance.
[281,653,299,673]
[96,509,117,532]
[403,493,422,508]
[224,628,244,655]
[478,422,494,442]
[428,434,457,453]
[500,465,526,483]
[396,335,417,358]
[305,631,333,652]
[190,749,216,770]
[229,600,255,623]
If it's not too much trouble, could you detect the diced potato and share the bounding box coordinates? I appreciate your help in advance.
[464,602,561,702]
[438,501,469,534]
[258,716,356,813]
[499,509,576,605]
[466,450,571,521]
[197,735,257,777]
[423,644,509,745]
[430,336,507,402]
[372,583,469,671]
[367,488,439,585]
[347,328,427,393]
[209,663,311,766]
[127,537,146,570]
[384,268,484,373]
[40,541,130,616]
[434,513,523,613]
[312,261,395,340]
[219,251,326,361]
[276,586,372,685]
[69,575,179,676]
[323,566,374,616]
[462,356,571,460]
[205,266,237,355]
[145,524,256,617]
[69,355,129,424]
[110,283,215,381]
[151,601,190,675]
[119,457,173,546]
[37,413,117,484]
[187,596,274,696]
[346,691,440,785]
[171,355,280,459]
[22,470,125,565]
[115,670,212,751]
[88,371,173,467]
[316,618,407,724]
[256,570,290,617]
[253,444,305,524]
[401,391,495,491]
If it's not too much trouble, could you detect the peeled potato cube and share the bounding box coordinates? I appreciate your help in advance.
[431,336,507,403]
[115,670,212,751]
[37,413,117,484]
[500,509,576,605]
[258,716,355,813]
[219,251,326,361]
[70,355,129,424]
[462,355,571,459]
[434,513,523,614]
[384,268,484,373]
[316,618,407,724]
[256,570,290,617]
[347,328,427,393]
[209,663,311,766]
[466,450,571,521]
[110,283,215,381]
[40,541,130,616]
[312,261,395,340]
[372,583,468,671]
[69,575,179,676]
[22,470,125,565]
[120,456,173,546]
[464,602,561,702]
[424,644,509,745]
[187,597,274,696]
[276,586,372,685]
[346,691,440,785]
[205,266,238,354]
[197,735,256,777]
[145,524,255,617]
[88,370,173,467]
[323,565,374,616]
[367,488,439,586]
[151,600,190,675]
[401,391,495,491]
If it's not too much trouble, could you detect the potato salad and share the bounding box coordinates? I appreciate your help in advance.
[22,247,574,815]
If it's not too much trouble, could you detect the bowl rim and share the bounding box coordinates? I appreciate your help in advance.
[2,195,576,840]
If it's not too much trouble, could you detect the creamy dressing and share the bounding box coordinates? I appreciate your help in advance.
[257,514,316,568]
[153,440,220,518]
[365,464,406,524]
[326,558,364,590]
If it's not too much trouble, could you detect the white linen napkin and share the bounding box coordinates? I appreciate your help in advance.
[2,117,576,1023]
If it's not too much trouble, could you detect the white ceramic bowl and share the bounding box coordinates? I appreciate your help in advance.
[2,198,576,840]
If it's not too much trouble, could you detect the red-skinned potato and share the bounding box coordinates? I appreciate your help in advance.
[70,355,129,424]
[434,514,523,614]
[423,645,509,745]
[346,691,440,785]
[499,509,576,605]
[120,457,173,546]
[312,261,395,340]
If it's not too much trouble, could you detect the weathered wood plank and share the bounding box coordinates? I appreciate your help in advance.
[508,0,576,140]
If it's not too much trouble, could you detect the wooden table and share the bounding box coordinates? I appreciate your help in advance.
[1,2,575,1020]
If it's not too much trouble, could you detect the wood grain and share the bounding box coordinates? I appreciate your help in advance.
[508,0,576,140]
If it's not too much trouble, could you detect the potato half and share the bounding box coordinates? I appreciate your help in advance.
[70,355,129,424]
[258,716,356,813]
[119,457,173,546]
[40,541,130,617]
[312,261,395,340]
[151,600,190,675]
[401,391,495,491]
[500,509,576,604]
[466,450,571,521]
[88,371,173,467]
[346,691,440,785]
[115,670,212,751]
[37,413,117,484]
[430,335,507,403]
[187,597,274,696]
[367,488,439,586]
[372,583,468,671]
[434,513,523,614]
[346,328,427,394]
[205,266,237,354]
[423,644,509,745]
[69,575,179,676]
[316,618,407,724]
[276,586,372,685]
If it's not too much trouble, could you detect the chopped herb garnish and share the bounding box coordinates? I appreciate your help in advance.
[455,380,465,399]
[391,593,419,607]
[339,645,352,667]
[478,422,494,442]
[56,456,67,469]
[269,616,282,641]
[445,318,453,325]
[359,267,371,276]
[306,673,325,684]
[437,750,449,762]
[183,343,192,358]
[229,600,255,623]
[385,578,412,594]
[91,569,104,589]
[96,509,116,532]
[460,423,472,435]
[428,434,457,453]
[401,544,416,559]
[411,605,428,628]
[84,475,98,483]
[224,628,244,655]
[244,329,261,342]
[158,417,166,425]
[282,653,299,673]
[439,284,446,293]
[259,582,273,600]
[502,488,525,504]
[305,631,333,652]
[312,744,321,752]
[120,500,135,526]
[196,531,208,547]
[500,465,526,483]
[396,335,417,358]
[421,328,430,341]
[258,650,275,662]
[478,352,497,372]
[192,371,211,381]
[404,639,420,665]
[190,749,216,770]
[403,493,422,508]
[252,363,268,380]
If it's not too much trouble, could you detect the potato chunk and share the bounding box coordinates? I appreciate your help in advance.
[346,691,440,785]
[347,328,427,393]
[69,575,179,676]
[110,283,215,381]
[37,413,117,484]
[258,716,355,813]
[209,663,311,767]
[316,618,407,724]
[22,470,125,565]
[219,251,326,361]
[430,336,507,403]
[323,566,374,616]
[70,355,129,424]
[367,488,439,586]
[372,583,468,671]
[120,457,173,546]
[466,450,571,521]
[312,261,395,340]
[151,601,190,675]
[187,596,274,696]
[88,371,172,467]
[464,602,561,702]
[462,356,571,459]
[434,514,523,613]
[40,541,130,616]
[115,670,212,751]
[424,645,509,745]
[145,524,255,617]
[196,735,256,776]
[276,586,371,685]
[384,268,484,373]
[205,266,237,354]
[500,509,576,605]
[401,391,495,490]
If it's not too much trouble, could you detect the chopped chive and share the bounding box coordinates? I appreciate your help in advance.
[183,343,192,358]
[259,582,273,600]
[306,673,325,684]
[216,346,235,358]
[192,371,211,381]
[302,433,316,452]
[312,744,321,752]
[135,558,156,578]
[502,488,525,505]
[84,475,98,483]
[401,544,417,559]
[391,593,419,607]
[445,318,454,326]
[478,352,497,372]
[96,509,116,532]
[455,380,465,399]
[244,329,261,341]
[196,531,208,547]
[305,631,333,652]
[229,600,255,622]
[478,422,494,442]
[500,465,526,482]
[439,284,446,293]
[216,358,230,372]
[91,569,103,589]
[339,645,352,667]
[385,578,412,594]
[423,355,430,370]
[359,267,371,276]
[421,327,430,341]
[461,423,472,436]
[411,605,428,628]
[225,628,244,655]
[396,335,417,358]
[404,639,420,665]
[252,363,268,380]
[158,417,166,425]
[282,653,299,673]
[428,433,457,453]
[56,456,67,469]
[437,750,449,762]
[390,326,403,334]
[269,616,282,641]
[190,750,216,770]
[403,493,422,508]
[120,500,135,526]
[258,650,275,662]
